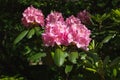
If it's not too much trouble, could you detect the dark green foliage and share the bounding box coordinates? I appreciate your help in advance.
[0,0,120,80]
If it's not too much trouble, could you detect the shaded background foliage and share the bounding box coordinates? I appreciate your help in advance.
[0,0,120,80]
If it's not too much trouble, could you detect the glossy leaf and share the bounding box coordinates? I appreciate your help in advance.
[99,34,116,48]
[14,30,28,45]
[113,9,120,16]
[88,40,95,50]
[86,68,96,73]
[65,65,73,74]
[113,68,117,77]
[101,13,110,21]
[79,52,87,60]
[102,34,116,43]
[27,28,35,39]
[53,48,66,67]
[29,52,46,63]
[68,52,78,64]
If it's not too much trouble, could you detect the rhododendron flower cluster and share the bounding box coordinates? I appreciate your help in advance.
[46,11,64,24]
[66,16,91,49]
[77,10,91,25]
[22,6,44,27]
[42,12,91,49]
[42,21,69,46]
[21,6,91,49]
[42,11,69,46]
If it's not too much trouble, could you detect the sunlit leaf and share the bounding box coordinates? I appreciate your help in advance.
[53,48,66,67]
[27,28,35,39]
[79,52,87,60]
[65,65,73,74]
[113,68,117,77]
[86,67,96,73]
[29,52,46,63]
[14,30,29,45]
[102,34,116,43]
[101,13,110,21]
[68,52,78,64]
[113,9,120,16]
[99,34,116,48]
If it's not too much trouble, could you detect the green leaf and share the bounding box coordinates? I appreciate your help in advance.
[29,52,46,63]
[85,67,96,73]
[113,68,117,77]
[101,13,110,21]
[65,65,73,74]
[113,9,120,16]
[85,60,94,67]
[87,52,99,63]
[97,60,103,68]
[91,14,101,22]
[53,48,66,67]
[68,52,78,64]
[110,57,120,67]
[79,52,87,60]
[27,28,35,39]
[89,40,95,50]
[14,30,29,45]
[103,56,110,68]
[34,27,42,36]
[102,34,116,43]
[99,34,116,48]
[24,46,31,55]
[51,52,54,59]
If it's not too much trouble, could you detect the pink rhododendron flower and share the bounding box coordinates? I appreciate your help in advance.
[21,5,44,27]
[77,10,91,25]
[66,15,91,49]
[46,11,64,24]
[66,15,81,26]
[42,13,91,50]
[42,22,69,46]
